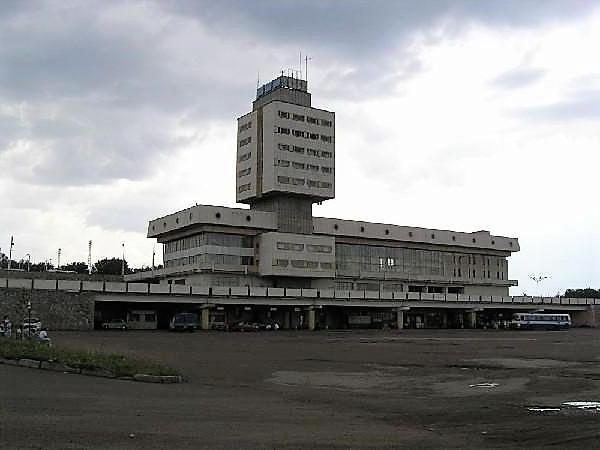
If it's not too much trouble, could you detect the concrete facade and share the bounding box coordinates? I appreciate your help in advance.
[127,74,520,298]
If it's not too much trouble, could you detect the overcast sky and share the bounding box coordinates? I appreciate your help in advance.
[1,0,599,295]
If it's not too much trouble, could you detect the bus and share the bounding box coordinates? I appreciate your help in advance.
[510,313,571,330]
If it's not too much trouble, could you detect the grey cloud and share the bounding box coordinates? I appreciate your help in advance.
[1,0,599,188]
[517,89,600,121]
[493,68,545,89]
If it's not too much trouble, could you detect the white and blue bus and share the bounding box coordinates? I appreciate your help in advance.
[510,313,571,330]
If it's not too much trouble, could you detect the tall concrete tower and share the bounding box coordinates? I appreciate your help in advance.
[236,75,335,234]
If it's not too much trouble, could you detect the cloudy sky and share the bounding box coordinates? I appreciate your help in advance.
[1,0,599,295]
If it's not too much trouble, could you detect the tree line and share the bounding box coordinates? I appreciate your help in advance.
[0,254,161,275]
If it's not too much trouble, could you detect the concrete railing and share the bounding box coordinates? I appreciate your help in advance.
[1,277,598,306]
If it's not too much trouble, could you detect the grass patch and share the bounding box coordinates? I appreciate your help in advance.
[0,339,180,377]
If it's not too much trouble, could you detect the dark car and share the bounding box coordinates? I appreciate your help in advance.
[169,313,199,331]
[230,321,260,332]
[102,319,128,330]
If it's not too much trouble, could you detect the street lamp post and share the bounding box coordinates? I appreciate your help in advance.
[25,254,30,272]
[26,300,32,339]
[121,243,125,276]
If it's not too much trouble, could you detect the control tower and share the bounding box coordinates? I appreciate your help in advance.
[236,75,335,234]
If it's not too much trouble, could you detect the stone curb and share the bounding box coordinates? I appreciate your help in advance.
[0,358,182,383]
[134,374,184,384]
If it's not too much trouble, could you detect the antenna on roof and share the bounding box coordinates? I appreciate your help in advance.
[256,70,260,90]
[304,55,312,85]
[299,51,302,79]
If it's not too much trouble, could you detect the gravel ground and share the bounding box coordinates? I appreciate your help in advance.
[2,328,600,449]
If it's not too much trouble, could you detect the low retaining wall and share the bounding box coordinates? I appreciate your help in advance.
[0,288,94,330]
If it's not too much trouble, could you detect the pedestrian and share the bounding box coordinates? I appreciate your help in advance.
[15,325,23,340]
[2,316,11,338]
[38,327,51,346]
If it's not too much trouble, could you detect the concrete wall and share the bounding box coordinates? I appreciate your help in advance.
[0,287,94,331]
[258,232,335,278]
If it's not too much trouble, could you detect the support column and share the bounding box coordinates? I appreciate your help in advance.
[307,308,316,331]
[201,308,210,330]
[466,310,477,329]
[396,309,404,330]
[442,312,448,329]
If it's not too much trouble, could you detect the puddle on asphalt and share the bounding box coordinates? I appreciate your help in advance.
[527,401,600,415]
[469,382,499,388]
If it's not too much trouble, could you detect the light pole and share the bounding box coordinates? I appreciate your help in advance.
[8,236,14,270]
[26,300,32,339]
[57,248,61,270]
[121,243,125,276]
[529,274,550,296]
[25,254,30,272]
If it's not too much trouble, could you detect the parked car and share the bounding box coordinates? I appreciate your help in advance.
[102,319,128,330]
[230,321,260,332]
[22,317,42,335]
[169,313,199,331]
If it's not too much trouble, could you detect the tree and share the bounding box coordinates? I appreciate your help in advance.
[94,258,131,275]
[564,288,600,298]
[62,262,89,274]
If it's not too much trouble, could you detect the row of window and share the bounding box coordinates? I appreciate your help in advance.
[239,136,252,147]
[275,126,333,143]
[277,143,333,159]
[274,158,333,174]
[164,232,253,254]
[275,242,333,253]
[238,152,251,162]
[238,183,252,193]
[165,254,254,268]
[238,121,252,132]
[277,176,332,189]
[273,259,333,270]
[335,244,507,279]
[277,110,333,127]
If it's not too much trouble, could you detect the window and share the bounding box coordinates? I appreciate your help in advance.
[292,113,305,121]
[278,110,290,119]
[307,148,318,156]
[309,132,319,140]
[319,181,332,188]
[238,152,251,162]
[276,159,290,167]
[278,143,290,151]
[277,242,304,251]
[238,121,252,132]
[291,178,305,186]
[306,261,319,269]
[273,259,289,267]
[307,116,318,124]
[277,126,290,135]
[239,136,251,147]
[307,244,332,253]
[321,166,333,174]
[320,135,332,143]
[307,164,319,171]
[307,179,318,187]
[237,183,251,193]
[145,313,156,322]
[292,129,305,138]
[292,145,305,154]
[277,176,290,184]
[320,119,332,127]
[320,262,333,270]
[238,168,251,177]
[321,151,333,158]
[291,260,307,268]
[292,161,305,169]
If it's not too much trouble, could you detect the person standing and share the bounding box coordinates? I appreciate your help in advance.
[2,316,11,338]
